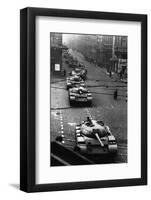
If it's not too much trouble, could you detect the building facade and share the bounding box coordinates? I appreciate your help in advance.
[63,34,127,78]
[50,33,63,73]
[98,35,127,69]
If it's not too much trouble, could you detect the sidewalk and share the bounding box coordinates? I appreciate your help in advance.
[100,67,127,84]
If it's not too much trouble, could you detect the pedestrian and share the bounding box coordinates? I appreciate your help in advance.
[119,70,122,79]
[109,70,112,78]
[63,69,66,77]
[114,89,118,100]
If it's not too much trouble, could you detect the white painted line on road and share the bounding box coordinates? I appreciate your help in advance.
[85,108,94,120]
[58,110,65,143]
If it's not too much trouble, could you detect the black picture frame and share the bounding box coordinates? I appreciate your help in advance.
[20,7,147,192]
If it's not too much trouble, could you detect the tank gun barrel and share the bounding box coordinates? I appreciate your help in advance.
[94,133,104,147]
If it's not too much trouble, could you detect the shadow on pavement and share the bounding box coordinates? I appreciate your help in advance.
[9,183,20,190]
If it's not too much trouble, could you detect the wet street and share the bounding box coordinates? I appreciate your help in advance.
[51,49,127,164]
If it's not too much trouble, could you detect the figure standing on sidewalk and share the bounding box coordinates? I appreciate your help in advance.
[109,70,112,78]
[114,89,118,100]
[119,70,122,79]
[63,69,66,77]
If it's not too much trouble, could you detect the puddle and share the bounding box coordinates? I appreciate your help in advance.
[51,111,60,118]
[56,112,60,115]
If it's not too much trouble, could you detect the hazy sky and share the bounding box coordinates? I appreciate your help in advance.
[63,34,80,45]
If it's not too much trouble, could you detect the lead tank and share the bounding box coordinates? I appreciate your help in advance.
[75,117,118,154]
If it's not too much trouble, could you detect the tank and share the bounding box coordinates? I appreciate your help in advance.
[69,86,92,106]
[74,117,118,154]
[71,68,87,80]
[66,75,85,90]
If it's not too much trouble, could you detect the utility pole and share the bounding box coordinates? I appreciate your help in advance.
[96,35,100,67]
[112,35,115,57]
[96,35,98,67]
[112,36,116,72]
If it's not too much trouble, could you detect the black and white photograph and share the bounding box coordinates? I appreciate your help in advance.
[50,32,127,166]
[19,7,147,193]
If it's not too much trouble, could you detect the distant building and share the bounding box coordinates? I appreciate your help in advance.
[98,35,113,68]
[98,35,127,73]
[63,34,127,76]
[50,33,63,73]
[114,36,127,77]
[51,33,62,47]
[114,36,127,59]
